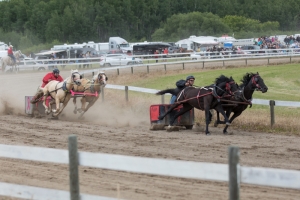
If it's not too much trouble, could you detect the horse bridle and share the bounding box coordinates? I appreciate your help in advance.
[98,73,107,84]
[71,72,81,85]
[251,75,262,90]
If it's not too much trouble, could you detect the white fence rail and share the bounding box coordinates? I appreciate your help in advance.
[12,48,300,73]
[0,137,299,200]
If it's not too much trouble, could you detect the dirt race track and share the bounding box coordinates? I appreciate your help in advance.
[0,71,299,200]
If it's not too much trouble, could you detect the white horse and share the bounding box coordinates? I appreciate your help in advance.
[72,71,107,118]
[0,50,22,72]
[42,69,82,117]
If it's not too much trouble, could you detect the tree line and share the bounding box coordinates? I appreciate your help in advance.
[0,0,299,52]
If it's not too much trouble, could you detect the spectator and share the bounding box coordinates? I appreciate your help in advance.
[163,47,168,62]
[154,49,159,63]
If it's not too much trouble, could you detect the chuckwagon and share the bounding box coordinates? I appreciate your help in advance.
[150,104,194,130]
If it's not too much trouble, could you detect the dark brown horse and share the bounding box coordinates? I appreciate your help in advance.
[214,72,268,134]
[156,75,241,135]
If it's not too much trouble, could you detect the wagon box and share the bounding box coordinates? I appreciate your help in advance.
[150,104,194,130]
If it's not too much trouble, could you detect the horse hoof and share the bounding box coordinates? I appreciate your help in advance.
[206,132,211,136]
[223,131,228,135]
[214,121,218,127]
[226,122,231,125]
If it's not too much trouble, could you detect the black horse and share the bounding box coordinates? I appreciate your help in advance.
[156,75,241,135]
[214,72,268,134]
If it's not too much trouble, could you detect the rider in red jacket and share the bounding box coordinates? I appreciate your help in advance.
[7,45,16,64]
[41,68,63,88]
[30,68,64,104]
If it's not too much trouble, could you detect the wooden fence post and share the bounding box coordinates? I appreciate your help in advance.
[125,86,128,102]
[290,56,292,63]
[101,85,105,102]
[147,65,149,73]
[268,58,269,65]
[161,95,165,104]
[68,135,80,200]
[223,60,225,67]
[131,67,133,74]
[182,63,185,70]
[202,61,204,69]
[245,59,247,66]
[117,68,119,75]
[164,64,166,71]
[92,71,94,76]
[229,146,240,200]
[270,100,275,128]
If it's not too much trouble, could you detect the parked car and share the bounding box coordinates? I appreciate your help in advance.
[19,60,47,71]
[190,52,203,60]
[100,55,143,67]
[20,54,33,61]
[4,60,47,73]
[34,55,50,64]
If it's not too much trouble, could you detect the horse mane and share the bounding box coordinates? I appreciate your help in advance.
[215,75,231,85]
[240,72,256,87]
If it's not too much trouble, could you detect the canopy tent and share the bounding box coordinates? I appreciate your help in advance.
[35,50,66,56]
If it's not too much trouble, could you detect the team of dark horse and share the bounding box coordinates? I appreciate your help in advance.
[156,72,268,135]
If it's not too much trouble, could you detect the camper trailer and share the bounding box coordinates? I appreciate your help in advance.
[175,36,219,51]
[51,37,132,54]
[79,37,132,53]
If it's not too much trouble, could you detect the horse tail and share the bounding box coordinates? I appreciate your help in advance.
[156,88,179,96]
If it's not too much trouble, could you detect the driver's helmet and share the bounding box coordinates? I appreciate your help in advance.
[53,68,60,74]
[186,75,195,81]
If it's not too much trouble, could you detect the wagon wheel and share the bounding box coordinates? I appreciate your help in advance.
[185,125,193,130]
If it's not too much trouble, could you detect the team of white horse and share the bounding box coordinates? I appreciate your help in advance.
[38,69,107,119]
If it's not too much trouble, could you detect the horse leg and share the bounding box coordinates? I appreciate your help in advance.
[78,97,87,113]
[214,104,231,126]
[52,97,61,114]
[79,98,97,119]
[42,94,51,115]
[73,97,78,114]
[214,108,231,127]
[222,110,243,134]
[158,103,181,120]
[52,96,70,117]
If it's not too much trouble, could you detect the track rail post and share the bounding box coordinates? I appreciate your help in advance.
[229,146,240,200]
[270,100,275,128]
[68,135,80,200]
[125,86,129,102]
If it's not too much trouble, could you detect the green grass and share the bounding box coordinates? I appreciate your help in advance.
[125,64,300,102]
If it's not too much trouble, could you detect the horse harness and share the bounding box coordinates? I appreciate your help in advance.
[175,82,237,110]
[47,72,81,102]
